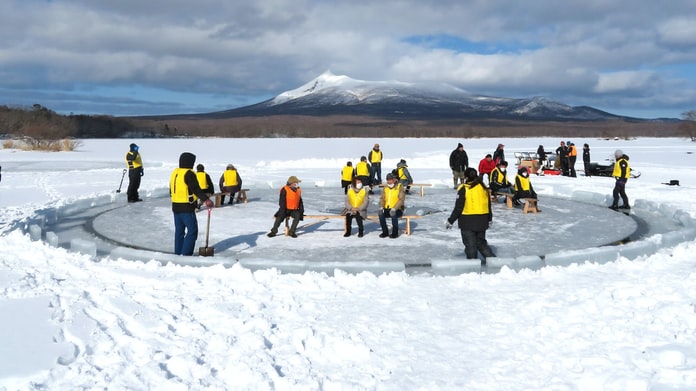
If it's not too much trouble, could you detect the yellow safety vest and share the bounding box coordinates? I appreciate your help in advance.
[347,188,367,208]
[125,152,142,169]
[341,166,354,181]
[356,161,370,176]
[383,184,401,208]
[170,168,197,203]
[398,166,407,180]
[196,171,209,189]
[491,167,508,185]
[462,183,490,215]
[370,150,382,163]
[612,158,630,179]
[223,169,239,186]
[516,175,531,191]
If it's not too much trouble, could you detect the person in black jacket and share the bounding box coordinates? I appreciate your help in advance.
[555,140,569,176]
[536,145,547,174]
[582,143,591,177]
[493,143,505,165]
[446,168,495,261]
[449,143,469,189]
[125,143,144,202]
[169,152,213,255]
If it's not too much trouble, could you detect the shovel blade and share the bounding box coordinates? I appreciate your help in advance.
[199,246,214,257]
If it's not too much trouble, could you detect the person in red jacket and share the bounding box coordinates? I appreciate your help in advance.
[267,176,305,238]
[478,154,496,183]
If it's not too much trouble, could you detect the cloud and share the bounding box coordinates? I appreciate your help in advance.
[0,0,695,118]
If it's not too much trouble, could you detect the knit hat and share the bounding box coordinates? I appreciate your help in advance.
[614,149,623,159]
[457,143,463,149]
[196,164,204,171]
[178,152,196,169]
[226,164,235,170]
[287,175,301,184]
[386,173,395,180]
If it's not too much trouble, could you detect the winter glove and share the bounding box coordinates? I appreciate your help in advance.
[445,221,453,229]
[383,208,391,217]
[204,198,214,209]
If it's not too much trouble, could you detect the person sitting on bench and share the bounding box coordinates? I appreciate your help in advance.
[219,164,242,205]
[378,173,405,238]
[512,166,539,210]
[343,177,369,237]
[489,161,514,200]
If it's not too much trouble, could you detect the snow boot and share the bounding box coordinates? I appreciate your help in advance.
[390,227,399,238]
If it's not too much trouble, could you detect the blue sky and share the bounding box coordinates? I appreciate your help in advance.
[1,0,696,119]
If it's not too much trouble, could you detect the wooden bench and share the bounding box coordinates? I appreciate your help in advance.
[377,183,432,196]
[214,189,250,207]
[284,214,424,236]
[522,198,539,214]
[492,192,514,208]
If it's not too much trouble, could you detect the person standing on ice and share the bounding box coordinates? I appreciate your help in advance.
[582,143,591,177]
[169,152,214,256]
[267,176,305,238]
[492,143,505,165]
[449,142,469,189]
[368,143,382,187]
[355,156,372,194]
[609,149,631,211]
[378,173,405,238]
[446,167,495,261]
[125,143,143,202]
[340,161,355,194]
[343,177,369,237]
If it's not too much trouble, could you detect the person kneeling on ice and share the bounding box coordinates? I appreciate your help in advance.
[512,166,540,210]
[378,173,405,238]
[170,152,214,256]
[343,177,369,237]
[267,176,304,238]
[446,167,495,260]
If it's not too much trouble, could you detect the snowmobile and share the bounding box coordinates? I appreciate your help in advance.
[587,160,641,178]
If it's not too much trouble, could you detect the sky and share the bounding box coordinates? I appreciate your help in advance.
[2,137,696,389]
[1,1,696,119]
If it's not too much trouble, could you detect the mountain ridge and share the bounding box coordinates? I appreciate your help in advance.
[165,70,639,122]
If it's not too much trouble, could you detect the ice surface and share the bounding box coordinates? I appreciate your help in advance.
[28,224,41,241]
[70,238,96,257]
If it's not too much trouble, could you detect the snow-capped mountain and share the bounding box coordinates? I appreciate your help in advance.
[208,70,627,121]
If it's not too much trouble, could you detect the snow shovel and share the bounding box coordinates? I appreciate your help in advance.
[199,207,214,256]
[116,169,127,193]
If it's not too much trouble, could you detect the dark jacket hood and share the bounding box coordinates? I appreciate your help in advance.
[179,152,196,169]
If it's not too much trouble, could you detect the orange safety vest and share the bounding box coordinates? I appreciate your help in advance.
[283,185,302,209]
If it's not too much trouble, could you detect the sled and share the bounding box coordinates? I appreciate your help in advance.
[199,208,214,256]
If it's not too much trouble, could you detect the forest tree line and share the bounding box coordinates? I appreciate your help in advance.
[1,104,695,143]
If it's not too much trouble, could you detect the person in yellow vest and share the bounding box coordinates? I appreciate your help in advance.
[340,161,355,194]
[609,149,631,211]
[195,164,214,208]
[368,143,383,186]
[355,156,372,194]
[378,173,405,238]
[343,177,369,237]
[267,176,305,238]
[512,166,540,210]
[567,141,578,177]
[218,164,243,205]
[169,152,214,255]
[489,160,513,197]
[396,159,413,194]
[446,167,495,260]
[125,143,143,202]
[195,164,214,194]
